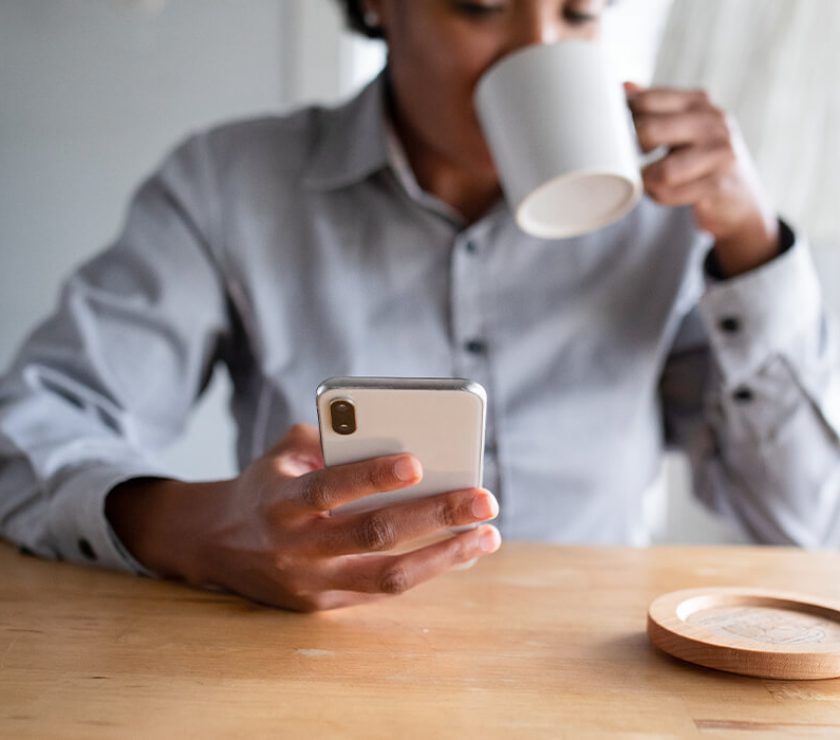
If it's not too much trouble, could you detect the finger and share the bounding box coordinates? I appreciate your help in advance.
[643,170,724,208]
[633,110,729,153]
[642,143,735,195]
[294,453,422,512]
[627,87,712,115]
[313,488,499,555]
[325,525,502,595]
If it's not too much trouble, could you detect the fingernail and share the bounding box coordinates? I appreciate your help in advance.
[479,527,501,554]
[471,492,498,520]
[393,456,420,482]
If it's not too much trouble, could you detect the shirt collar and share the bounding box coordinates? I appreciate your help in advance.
[303,71,391,190]
[302,69,500,231]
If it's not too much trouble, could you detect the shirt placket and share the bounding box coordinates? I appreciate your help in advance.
[450,226,502,518]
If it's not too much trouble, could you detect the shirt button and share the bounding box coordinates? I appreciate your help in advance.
[78,538,97,561]
[719,316,741,333]
[733,387,754,403]
[465,240,478,255]
[465,339,486,355]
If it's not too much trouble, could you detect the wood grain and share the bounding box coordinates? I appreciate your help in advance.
[2,542,840,738]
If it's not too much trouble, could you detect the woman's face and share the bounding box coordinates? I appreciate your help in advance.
[366,0,608,178]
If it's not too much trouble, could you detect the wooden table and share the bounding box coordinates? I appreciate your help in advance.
[2,542,840,738]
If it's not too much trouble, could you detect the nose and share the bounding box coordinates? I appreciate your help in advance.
[508,8,568,51]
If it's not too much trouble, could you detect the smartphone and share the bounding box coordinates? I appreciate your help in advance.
[316,376,486,516]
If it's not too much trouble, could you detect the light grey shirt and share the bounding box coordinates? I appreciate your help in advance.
[2,74,840,573]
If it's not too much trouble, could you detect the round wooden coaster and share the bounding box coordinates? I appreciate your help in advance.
[647,587,840,680]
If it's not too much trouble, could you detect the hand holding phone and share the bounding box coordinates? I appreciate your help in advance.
[177,376,500,611]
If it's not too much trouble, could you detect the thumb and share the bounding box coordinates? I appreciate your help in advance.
[267,423,325,473]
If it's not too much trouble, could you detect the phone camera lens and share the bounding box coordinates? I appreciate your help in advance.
[330,399,356,435]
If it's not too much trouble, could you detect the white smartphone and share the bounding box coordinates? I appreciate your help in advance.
[316,376,486,516]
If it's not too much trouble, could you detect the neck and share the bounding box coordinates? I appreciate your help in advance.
[386,90,502,225]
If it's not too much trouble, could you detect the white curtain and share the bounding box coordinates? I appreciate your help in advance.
[653,0,840,247]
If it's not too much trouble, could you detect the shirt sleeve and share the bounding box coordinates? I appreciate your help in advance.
[0,132,230,572]
[660,221,840,547]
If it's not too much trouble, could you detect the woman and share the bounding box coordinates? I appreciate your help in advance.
[1,0,837,611]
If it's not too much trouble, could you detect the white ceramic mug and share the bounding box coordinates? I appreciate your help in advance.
[474,40,642,239]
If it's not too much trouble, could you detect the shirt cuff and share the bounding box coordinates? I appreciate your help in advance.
[46,460,169,574]
[698,220,822,388]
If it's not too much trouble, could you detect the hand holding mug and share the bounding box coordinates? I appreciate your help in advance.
[475,40,781,274]
[626,82,780,277]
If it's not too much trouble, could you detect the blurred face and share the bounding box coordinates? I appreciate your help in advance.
[366,0,607,178]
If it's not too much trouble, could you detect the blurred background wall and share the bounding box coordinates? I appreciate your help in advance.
[1,0,836,544]
[1,0,290,484]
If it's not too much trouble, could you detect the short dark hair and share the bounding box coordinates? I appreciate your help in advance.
[335,0,385,40]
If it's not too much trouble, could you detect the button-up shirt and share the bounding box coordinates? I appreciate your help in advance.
[2,73,840,572]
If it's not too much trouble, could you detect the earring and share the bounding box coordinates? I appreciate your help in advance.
[363,9,381,29]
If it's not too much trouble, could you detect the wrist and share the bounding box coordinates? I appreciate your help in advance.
[712,214,780,278]
[106,477,231,583]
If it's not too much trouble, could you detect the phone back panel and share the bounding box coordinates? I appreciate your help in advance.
[316,377,486,515]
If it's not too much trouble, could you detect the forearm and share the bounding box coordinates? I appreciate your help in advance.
[105,477,231,583]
